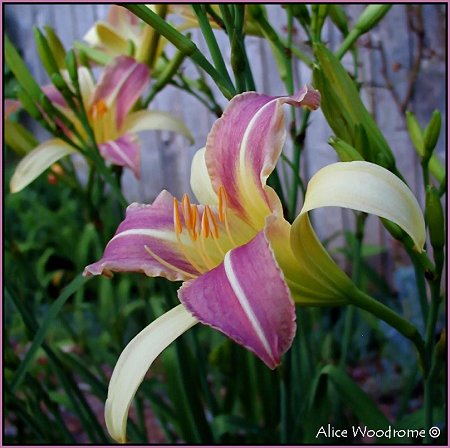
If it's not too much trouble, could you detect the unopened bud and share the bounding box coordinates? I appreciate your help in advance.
[65,50,79,86]
[423,110,441,162]
[44,26,66,69]
[354,5,391,34]
[34,27,59,77]
[329,137,364,162]
[405,110,424,154]
[425,186,444,250]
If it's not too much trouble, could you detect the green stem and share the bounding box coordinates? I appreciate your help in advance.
[192,5,234,90]
[125,4,235,99]
[349,287,427,374]
[339,213,367,368]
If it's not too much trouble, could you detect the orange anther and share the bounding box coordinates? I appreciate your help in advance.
[190,206,198,240]
[205,206,219,239]
[182,194,192,230]
[218,186,228,222]
[90,98,108,118]
[201,209,210,238]
[173,198,182,234]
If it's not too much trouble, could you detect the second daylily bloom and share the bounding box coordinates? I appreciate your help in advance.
[10,55,193,193]
[84,86,425,442]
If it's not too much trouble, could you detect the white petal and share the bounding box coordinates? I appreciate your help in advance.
[299,161,426,252]
[190,147,218,206]
[122,110,194,144]
[10,139,75,193]
[105,305,198,443]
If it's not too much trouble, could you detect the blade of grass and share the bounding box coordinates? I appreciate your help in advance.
[10,274,90,393]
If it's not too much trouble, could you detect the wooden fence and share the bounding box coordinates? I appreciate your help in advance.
[5,4,446,285]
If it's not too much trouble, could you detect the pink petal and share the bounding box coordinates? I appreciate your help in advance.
[99,134,141,178]
[205,86,320,227]
[178,230,296,369]
[84,190,200,281]
[42,84,67,109]
[92,56,149,129]
[108,5,139,28]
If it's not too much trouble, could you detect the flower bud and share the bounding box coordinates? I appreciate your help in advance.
[425,186,444,250]
[44,26,66,69]
[354,5,391,34]
[423,110,441,162]
[33,27,60,78]
[405,110,424,154]
[65,49,79,87]
[329,137,364,162]
[329,5,349,35]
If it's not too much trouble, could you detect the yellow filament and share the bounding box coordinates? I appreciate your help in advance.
[197,237,217,270]
[144,245,197,279]
[175,232,205,273]
[205,206,218,238]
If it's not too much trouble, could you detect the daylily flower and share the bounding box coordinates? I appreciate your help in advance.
[9,55,193,193]
[84,86,426,442]
[84,5,151,61]
[83,5,262,66]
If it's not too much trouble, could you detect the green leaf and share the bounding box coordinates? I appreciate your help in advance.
[313,43,396,171]
[10,274,90,392]
[5,35,43,100]
[320,365,400,442]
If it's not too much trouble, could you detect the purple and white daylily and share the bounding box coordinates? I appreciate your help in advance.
[84,86,425,442]
[9,55,192,193]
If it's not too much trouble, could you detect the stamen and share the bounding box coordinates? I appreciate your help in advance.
[173,198,182,234]
[90,99,108,119]
[205,206,219,239]
[190,206,198,240]
[144,245,197,279]
[174,232,205,273]
[201,209,210,238]
[182,194,193,230]
[197,237,217,270]
[218,186,227,222]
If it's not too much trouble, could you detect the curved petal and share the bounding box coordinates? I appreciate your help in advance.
[105,305,198,443]
[265,214,351,306]
[205,86,320,229]
[299,161,426,252]
[122,110,194,144]
[99,134,141,178]
[10,139,74,193]
[179,231,296,369]
[107,4,140,29]
[84,22,129,56]
[190,147,218,206]
[92,56,149,129]
[83,190,201,281]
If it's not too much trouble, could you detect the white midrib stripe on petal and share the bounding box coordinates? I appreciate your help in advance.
[223,251,274,363]
[107,140,135,169]
[108,228,178,245]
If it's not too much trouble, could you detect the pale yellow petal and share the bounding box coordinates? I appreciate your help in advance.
[84,22,129,55]
[190,147,218,206]
[10,139,75,193]
[105,305,198,443]
[122,110,194,144]
[300,161,426,252]
[266,214,352,306]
